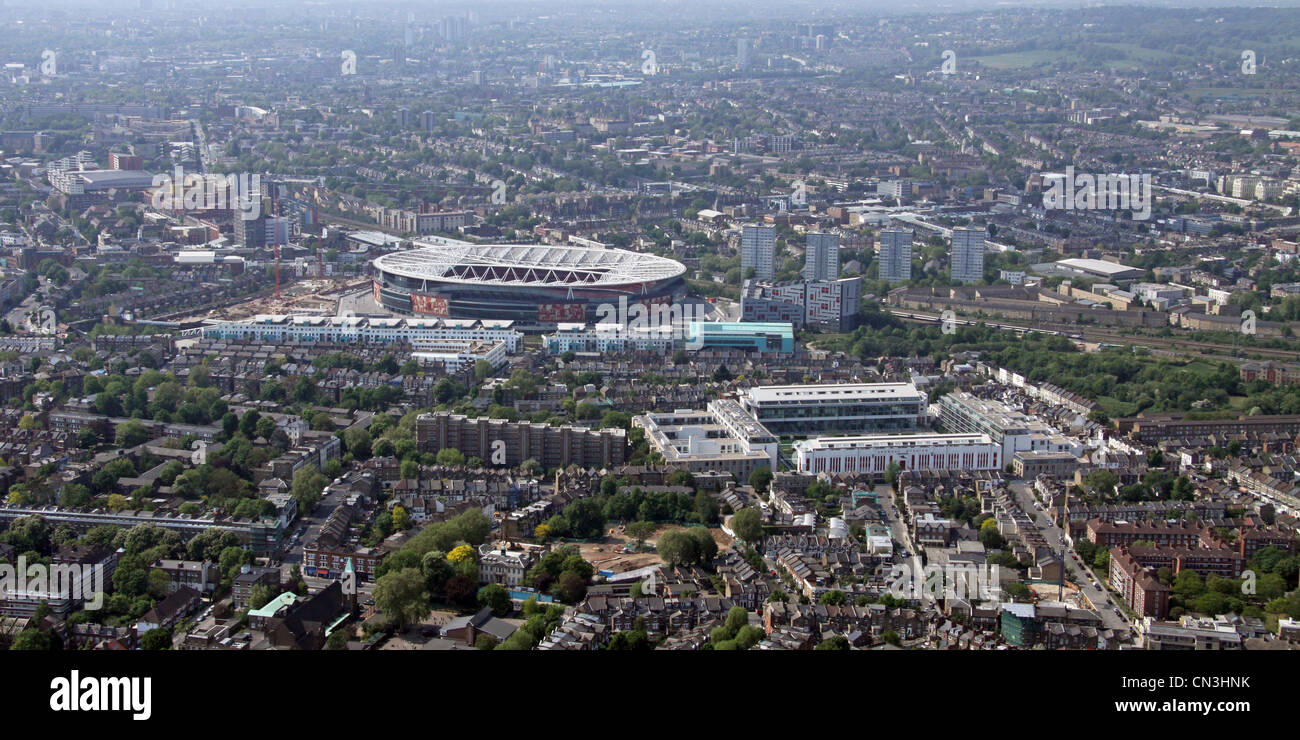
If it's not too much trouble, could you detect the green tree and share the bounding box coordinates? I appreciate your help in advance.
[238,410,261,439]
[249,584,276,610]
[291,467,328,511]
[477,584,511,617]
[557,571,588,603]
[373,567,430,629]
[114,419,150,448]
[140,627,173,650]
[436,448,466,466]
[816,635,850,650]
[730,508,764,543]
[626,520,657,545]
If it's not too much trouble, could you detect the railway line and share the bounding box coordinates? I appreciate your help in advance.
[888,309,1300,363]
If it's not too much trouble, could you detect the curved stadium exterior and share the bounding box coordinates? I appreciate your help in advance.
[372,242,687,323]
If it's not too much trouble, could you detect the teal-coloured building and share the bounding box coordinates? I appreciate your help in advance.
[686,321,794,354]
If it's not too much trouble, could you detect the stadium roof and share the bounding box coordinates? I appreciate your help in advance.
[374,242,685,287]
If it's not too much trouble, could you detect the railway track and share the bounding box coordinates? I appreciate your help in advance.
[889,309,1300,362]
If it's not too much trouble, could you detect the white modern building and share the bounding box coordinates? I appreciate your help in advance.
[634,399,779,479]
[200,315,523,352]
[793,432,1001,475]
[741,224,777,281]
[411,339,509,372]
[543,323,677,354]
[741,382,928,436]
[938,391,1084,462]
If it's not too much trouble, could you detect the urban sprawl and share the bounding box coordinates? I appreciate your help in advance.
[4,0,1300,654]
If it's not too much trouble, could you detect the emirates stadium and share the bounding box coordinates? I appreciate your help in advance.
[371,242,688,323]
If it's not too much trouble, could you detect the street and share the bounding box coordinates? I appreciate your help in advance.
[1007,482,1132,633]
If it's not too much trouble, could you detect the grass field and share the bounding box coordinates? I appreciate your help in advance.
[1096,396,1140,418]
[968,49,1072,69]
[1179,359,1228,378]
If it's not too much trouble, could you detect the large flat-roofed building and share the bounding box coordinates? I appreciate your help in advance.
[1052,258,1145,283]
[200,314,523,352]
[633,399,779,479]
[1115,412,1300,444]
[741,382,927,436]
[686,322,794,354]
[0,506,284,556]
[1012,450,1081,479]
[411,339,509,372]
[793,432,1001,476]
[49,168,156,195]
[740,277,862,332]
[1137,618,1243,650]
[938,391,1083,462]
[543,323,678,355]
[1109,548,1171,620]
[543,321,793,355]
[415,412,626,469]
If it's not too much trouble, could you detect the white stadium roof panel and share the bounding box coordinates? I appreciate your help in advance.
[374,242,685,288]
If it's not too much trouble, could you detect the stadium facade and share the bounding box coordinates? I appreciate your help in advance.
[372,242,687,323]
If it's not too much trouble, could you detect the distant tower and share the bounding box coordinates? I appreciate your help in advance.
[803,232,840,281]
[741,224,776,281]
[878,228,914,283]
[950,227,986,284]
[737,37,750,69]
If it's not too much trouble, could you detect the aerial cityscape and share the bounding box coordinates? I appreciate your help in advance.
[1,0,1299,701]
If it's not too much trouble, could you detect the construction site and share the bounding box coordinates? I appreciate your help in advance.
[202,277,372,322]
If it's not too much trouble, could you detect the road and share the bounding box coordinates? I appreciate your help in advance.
[277,483,362,597]
[5,275,48,332]
[1007,482,1132,633]
[883,484,933,608]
